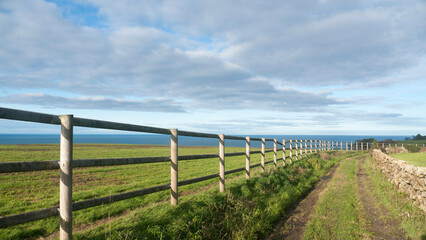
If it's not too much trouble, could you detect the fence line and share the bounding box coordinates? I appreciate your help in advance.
[1,107,372,239]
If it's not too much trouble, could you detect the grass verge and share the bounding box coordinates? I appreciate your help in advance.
[364,156,426,239]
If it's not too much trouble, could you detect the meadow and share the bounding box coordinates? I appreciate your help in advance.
[390,152,426,167]
[0,144,348,239]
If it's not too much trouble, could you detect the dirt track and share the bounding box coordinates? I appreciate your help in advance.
[267,162,340,240]
[267,155,411,240]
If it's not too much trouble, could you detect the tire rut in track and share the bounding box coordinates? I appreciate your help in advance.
[356,156,407,240]
[266,161,341,240]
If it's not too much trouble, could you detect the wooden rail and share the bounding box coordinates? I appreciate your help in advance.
[0,107,365,239]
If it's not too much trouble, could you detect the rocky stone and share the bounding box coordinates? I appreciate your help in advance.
[371,149,426,214]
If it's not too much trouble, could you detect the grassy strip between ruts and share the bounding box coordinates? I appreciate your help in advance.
[390,152,426,167]
[0,143,351,239]
[364,156,426,239]
[71,151,350,240]
[303,156,370,240]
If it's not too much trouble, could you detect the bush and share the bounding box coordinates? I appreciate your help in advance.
[404,144,420,153]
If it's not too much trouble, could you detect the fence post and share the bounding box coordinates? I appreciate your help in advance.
[310,140,312,154]
[283,139,286,166]
[361,142,364,151]
[305,140,307,155]
[261,138,265,172]
[300,140,303,157]
[346,142,348,151]
[382,143,384,148]
[351,142,353,151]
[295,140,298,160]
[289,140,293,163]
[171,129,178,206]
[273,139,277,168]
[246,137,250,180]
[314,140,317,152]
[60,114,73,240]
[340,142,343,151]
[219,134,225,193]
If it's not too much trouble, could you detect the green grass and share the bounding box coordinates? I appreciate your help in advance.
[73,151,348,240]
[397,139,426,145]
[364,157,426,239]
[390,152,426,167]
[303,156,370,240]
[304,154,426,240]
[0,144,338,239]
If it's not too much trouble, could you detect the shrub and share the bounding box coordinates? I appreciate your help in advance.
[404,144,420,153]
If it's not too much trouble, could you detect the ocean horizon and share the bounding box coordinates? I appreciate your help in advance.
[0,134,409,148]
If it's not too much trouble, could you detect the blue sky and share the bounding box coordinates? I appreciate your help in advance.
[0,0,425,135]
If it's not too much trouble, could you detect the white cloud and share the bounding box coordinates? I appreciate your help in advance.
[0,93,186,112]
[0,0,425,134]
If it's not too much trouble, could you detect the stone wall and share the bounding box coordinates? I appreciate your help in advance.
[371,149,426,213]
[384,146,408,154]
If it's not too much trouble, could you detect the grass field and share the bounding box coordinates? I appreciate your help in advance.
[0,144,345,239]
[397,139,426,145]
[390,152,426,167]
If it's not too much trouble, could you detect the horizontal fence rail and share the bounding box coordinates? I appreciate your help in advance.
[0,107,373,239]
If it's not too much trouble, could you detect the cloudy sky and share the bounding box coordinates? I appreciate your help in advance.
[0,0,425,135]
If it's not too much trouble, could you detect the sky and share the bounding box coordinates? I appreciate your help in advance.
[0,0,425,136]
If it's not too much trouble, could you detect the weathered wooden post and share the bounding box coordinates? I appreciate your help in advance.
[351,142,353,151]
[315,140,317,152]
[219,134,225,192]
[246,137,250,180]
[341,142,343,151]
[346,142,348,151]
[305,139,308,156]
[171,129,178,205]
[310,140,313,154]
[261,138,265,172]
[289,140,293,163]
[356,142,358,151]
[295,140,298,160]
[273,139,277,168]
[361,142,364,151]
[283,139,286,166]
[299,140,303,157]
[60,115,73,240]
[382,143,384,148]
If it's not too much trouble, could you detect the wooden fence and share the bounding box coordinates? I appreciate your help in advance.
[0,107,368,239]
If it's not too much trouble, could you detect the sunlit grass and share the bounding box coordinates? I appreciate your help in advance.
[390,152,426,167]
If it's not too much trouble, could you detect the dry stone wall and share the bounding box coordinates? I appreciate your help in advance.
[371,149,426,213]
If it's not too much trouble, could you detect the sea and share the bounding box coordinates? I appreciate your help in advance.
[0,134,409,148]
